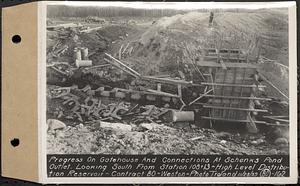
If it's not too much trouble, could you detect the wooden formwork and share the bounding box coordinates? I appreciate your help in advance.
[197,48,268,133]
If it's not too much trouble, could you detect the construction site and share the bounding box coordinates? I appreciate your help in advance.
[46,5,289,155]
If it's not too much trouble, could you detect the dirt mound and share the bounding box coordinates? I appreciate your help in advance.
[121,11,288,75]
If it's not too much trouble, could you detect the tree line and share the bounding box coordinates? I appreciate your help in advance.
[47,5,271,18]
[47,5,189,18]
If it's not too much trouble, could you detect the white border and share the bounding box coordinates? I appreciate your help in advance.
[39,1,297,184]
[38,1,47,184]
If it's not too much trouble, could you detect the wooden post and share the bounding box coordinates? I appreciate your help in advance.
[246,113,258,133]
[157,83,161,92]
[119,44,123,60]
[177,84,182,98]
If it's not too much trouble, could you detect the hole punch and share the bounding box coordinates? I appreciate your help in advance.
[12,35,21,44]
[10,138,20,147]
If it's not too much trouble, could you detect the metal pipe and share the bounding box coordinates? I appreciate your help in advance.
[75,60,92,68]
[171,110,194,122]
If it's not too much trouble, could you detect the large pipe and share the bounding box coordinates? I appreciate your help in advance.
[163,110,195,122]
[172,110,195,122]
[75,59,92,68]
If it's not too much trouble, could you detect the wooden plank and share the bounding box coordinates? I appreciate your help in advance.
[47,23,82,29]
[246,113,258,133]
[203,48,243,53]
[267,115,289,118]
[104,58,139,78]
[177,84,182,98]
[239,68,247,97]
[204,74,252,81]
[202,104,268,112]
[79,26,102,33]
[201,116,266,124]
[118,44,124,60]
[220,69,227,118]
[105,53,141,77]
[122,43,130,55]
[188,89,213,105]
[258,73,289,100]
[229,68,238,119]
[203,55,246,60]
[197,61,257,68]
[258,122,289,127]
[262,116,289,123]
[201,82,266,88]
[157,83,161,91]
[146,89,180,98]
[216,49,227,70]
[84,64,111,70]
[143,76,198,86]
[114,88,180,98]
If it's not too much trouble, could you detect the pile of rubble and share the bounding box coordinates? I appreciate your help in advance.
[47,84,172,124]
[47,118,289,155]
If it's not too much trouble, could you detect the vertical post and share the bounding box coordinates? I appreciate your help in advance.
[157,83,161,92]
[256,37,261,63]
[82,47,89,60]
[74,48,81,60]
[177,84,182,98]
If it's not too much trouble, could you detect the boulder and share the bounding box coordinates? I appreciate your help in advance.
[47,119,66,131]
[98,121,132,132]
[274,137,288,146]
[139,123,154,131]
[138,123,175,132]
[215,132,231,140]
[220,140,227,144]
[269,149,278,154]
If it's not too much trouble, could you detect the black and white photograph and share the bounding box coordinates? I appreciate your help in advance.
[46,3,290,156]
[41,2,298,183]
[0,1,297,184]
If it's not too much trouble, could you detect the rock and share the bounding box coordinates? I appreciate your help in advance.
[204,128,216,133]
[77,123,84,128]
[98,121,132,132]
[172,121,186,128]
[250,140,258,145]
[189,136,204,141]
[240,144,248,148]
[274,138,288,146]
[215,132,231,140]
[47,119,66,131]
[190,124,197,129]
[55,130,65,138]
[115,149,121,154]
[269,149,278,154]
[220,140,227,144]
[273,128,283,138]
[256,138,265,145]
[139,123,154,131]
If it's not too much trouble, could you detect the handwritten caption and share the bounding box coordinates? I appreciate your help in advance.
[47,155,289,177]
